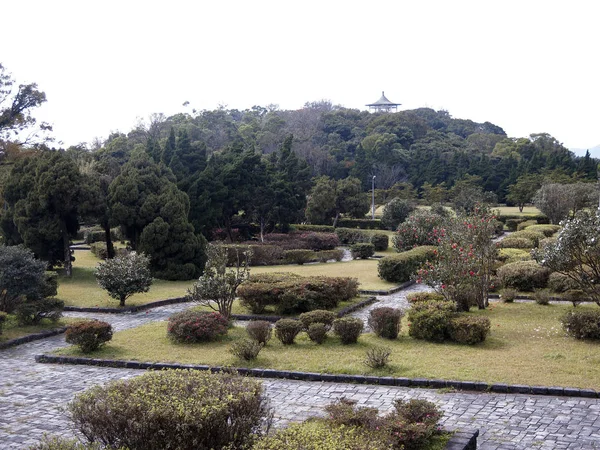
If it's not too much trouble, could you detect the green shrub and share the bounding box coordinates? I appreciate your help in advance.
[378,246,437,283]
[0,245,48,313]
[385,399,442,450]
[230,339,263,360]
[510,230,546,247]
[167,310,228,343]
[564,289,587,307]
[246,320,272,345]
[505,218,525,231]
[406,291,445,304]
[350,243,375,259]
[274,319,303,345]
[516,219,538,231]
[561,309,600,339]
[0,311,7,335]
[498,248,532,263]
[291,224,335,233]
[335,228,368,245]
[533,289,551,305]
[526,224,561,237]
[364,346,391,369]
[369,233,389,251]
[548,272,579,293]
[324,398,380,429]
[15,298,64,325]
[336,218,382,229]
[300,232,340,251]
[393,210,445,251]
[381,198,415,230]
[315,249,345,262]
[496,260,550,291]
[407,301,456,342]
[299,310,337,330]
[222,244,283,266]
[333,317,364,344]
[283,249,315,265]
[65,320,113,353]
[498,237,535,249]
[500,288,518,302]
[368,307,404,339]
[307,323,328,344]
[68,370,270,450]
[89,242,108,259]
[447,315,491,344]
[27,436,105,450]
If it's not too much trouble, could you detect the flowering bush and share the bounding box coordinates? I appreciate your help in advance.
[65,320,113,353]
[167,310,228,343]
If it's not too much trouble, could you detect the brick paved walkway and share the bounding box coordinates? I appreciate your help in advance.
[2,304,600,449]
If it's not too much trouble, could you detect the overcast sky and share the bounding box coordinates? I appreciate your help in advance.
[3,1,599,154]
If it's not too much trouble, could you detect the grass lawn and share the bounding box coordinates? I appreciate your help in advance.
[249,260,396,292]
[0,316,73,343]
[56,302,600,389]
[495,205,541,216]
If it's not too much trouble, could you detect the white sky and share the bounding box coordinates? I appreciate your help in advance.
[3,0,599,152]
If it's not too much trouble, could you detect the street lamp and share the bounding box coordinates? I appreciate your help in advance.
[371,175,376,219]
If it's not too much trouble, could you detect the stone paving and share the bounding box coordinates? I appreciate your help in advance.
[2,304,600,449]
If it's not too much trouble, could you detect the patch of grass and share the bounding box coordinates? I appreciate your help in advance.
[55,302,600,390]
[0,317,74,342]
[495,205,542,216]
[249,260,397,291]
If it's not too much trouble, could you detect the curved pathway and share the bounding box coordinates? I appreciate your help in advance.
[2,306,600,449]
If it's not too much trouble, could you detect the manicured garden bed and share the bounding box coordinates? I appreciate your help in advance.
[55,302,600,389]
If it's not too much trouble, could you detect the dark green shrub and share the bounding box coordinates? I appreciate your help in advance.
[89,242,108,259]
[68,370,270,450]
[498,237,535,249]
[385,399,442,450]
[274,319,303,345]
[167,310,228,343]
[41,271,59,298]
[410,299,457,314]
[516,219,538,231]
[561,309,600,339]
[291,224,335,232]
[315,249,344,262]
[336,218,382,229]
[505,218,525,231]
[222,244,283,266]
[564,289,587,307]
[230,339,263,360]
[548,272,579,293]
[500,288,518,302]
[0,245,48,313]
[300,232,340,251]
[15,298,64,325]
[447,315,491,344]
[407,301,456,342]
[350,243,375,259]
[324,398,380,429]
[364,346,391,369]
[27,436,105,450]
[299,310,337,330]
[283,249,315,265]
[510,230,546,247]
[526,224,561,237]
[406,291,445,304]
[381,198,415,230]
[368,307,404,339]
[533,289,551,305]
[335,228,368,245]
[306,323,328,344]
[246,320,272,345]
[496,260,550,291]
[369,233,389,251]
[65,320,113,353]
[378,246,437,283]
[0,311,7,335]
[333,317,364,344]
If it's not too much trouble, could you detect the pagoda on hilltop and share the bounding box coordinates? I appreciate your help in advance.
[366,91,400,113]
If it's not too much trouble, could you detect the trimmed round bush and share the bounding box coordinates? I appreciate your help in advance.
[548,272,579,293]
[561,309,600,340]
[350,243,375,259]
[386,399,442,449]
[533,289,551,305]
[274,319,303,345]
[500,288,518,302]
[306,323,328,344]
[498,248,532,263]
[496,260,551,291]
[499,237,535,249]
[381,198,415,231]
[335,228,369,245]
[407,301,456,342]
[526,224,561,237]
[230,339,263,360]
[167,310,228,343]
[65,320,113,353]
[516,219,538,231]
[370,233,389,251]
[315,249,344,262]
[368,307,404,339]
[68,370,271,450]
[378,246,437,283]
[283,249,315,265]
[510,230,545,247]
[246,320,272,345]
[447,315,491,344]
[299,309,337,330]
[332,317,364,344]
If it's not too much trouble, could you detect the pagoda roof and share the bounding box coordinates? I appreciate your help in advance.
[366,91,400,107]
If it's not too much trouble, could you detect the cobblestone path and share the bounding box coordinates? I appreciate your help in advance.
[2,305,600,449]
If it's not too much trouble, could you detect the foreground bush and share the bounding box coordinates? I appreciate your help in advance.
[368,307,404,339]
[447,315,491,344]
[378,246,437,283]
[65,320,113,353]
[496,260,550,291]
[68,370,271,450]
[28,436,105,450]
[283,249,315,265]
[350,243,375,259]
[246,320,272,345]
[274,319,303,345]
[561,309,600,340]
[306,323,328,344]
[167,310,228,343]
[333,317,364,344]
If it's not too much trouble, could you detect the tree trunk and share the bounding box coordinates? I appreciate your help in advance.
[332,212,340,228]
[103,221,116,259]
[259,217,265,243]
[63,228,72,277]
[518,203,524,213]
[120,296,126,307]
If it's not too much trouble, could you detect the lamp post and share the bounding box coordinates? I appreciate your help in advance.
[371,175,376,219]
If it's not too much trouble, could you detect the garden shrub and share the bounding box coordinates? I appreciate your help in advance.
[333,317,364,344]
[533,289,551,305]
[274,319,303,345]
[42,271,59,298]
[299,310,337,330]
[335,227,368,245]
[447,315,491,344]
[324,398,380,429]
[291,224,335,233]
[301,232,340,251]
[561,309,600,339]
[498,248,532,263]
[68,369,271,450]
[230,339,263,360]
[15,298,64,325]
[516,219,538,231]
[378,246,437,283]
[65,320,113,353]
[407,301,456,342]
[564,289,587,307]
[246,320,272,345]
[167,310,228,343]
[0,311,7,335]
[500,288,518,302]
[498,237,535,249]
[368,307,404,339]
[336,218,382,229]
[283,249,315,265]
[350,243,375,259]
[364,346,392,369]
[369,233,389,251]
[526,224,561,237]
[89,242,108,259]
[496,260,550,291]
[315,249,344,262]
[306,323,328,344]
[385,399,442,450]
[510,230,546,247]
[406,291,445,304]
[392,210,445,251]
[548,272,579,293]
[27,436,105,450]
[505,218,525,231]
[0,245,48,313]
[381,198,415,230]
[222,244,283,266]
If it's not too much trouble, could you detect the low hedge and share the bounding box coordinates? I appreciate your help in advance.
[378,246,437,283]
[498,237,535,249]
[548,272,580,293]
[336,218,383,229]
[561,309,600,340]
[526,224,561,237]
[274,318,303,345]
[406,292,445,304]
[65,320,113,353]
[497,214,549,224]
[167,310,229,343]
[496,260,551,291]
[350,243,375,259]
[222,244,283,266]
[283,249,315,265]
[291,224,335,233]
[447,315,491,344]
[510,230,546,247]
[498,248,532,263]
[516,219,538,231]
[335,228,369,245]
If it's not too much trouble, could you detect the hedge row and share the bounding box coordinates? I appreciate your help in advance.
[378,246,437,283]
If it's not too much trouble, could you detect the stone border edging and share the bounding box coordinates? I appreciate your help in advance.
[63,297,189,314]
[0,327,67,350]
[359,280,414,295]
[34,354,599,399]
[445,429,478,450]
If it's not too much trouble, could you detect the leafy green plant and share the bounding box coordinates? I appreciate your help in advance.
[95,252,152,307]
[364,346,392,369]
[368,307,404,339]
[15,298,64,325]
[350,243,375,259]
[306,323,328,344]
[274,319,303,345]
[561,309,600,340]
[167,310,228,343]
[283,249,315,265]
[299,310,337,330]
[378,246,437,283]
[447,315,491,344]
[500,288,518,303]
[230,339,263,360]
[496,260,550,291]
[65,320,113,353]
[246,320,272,345]
[333,317,364,344]
[369,233,389,251]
